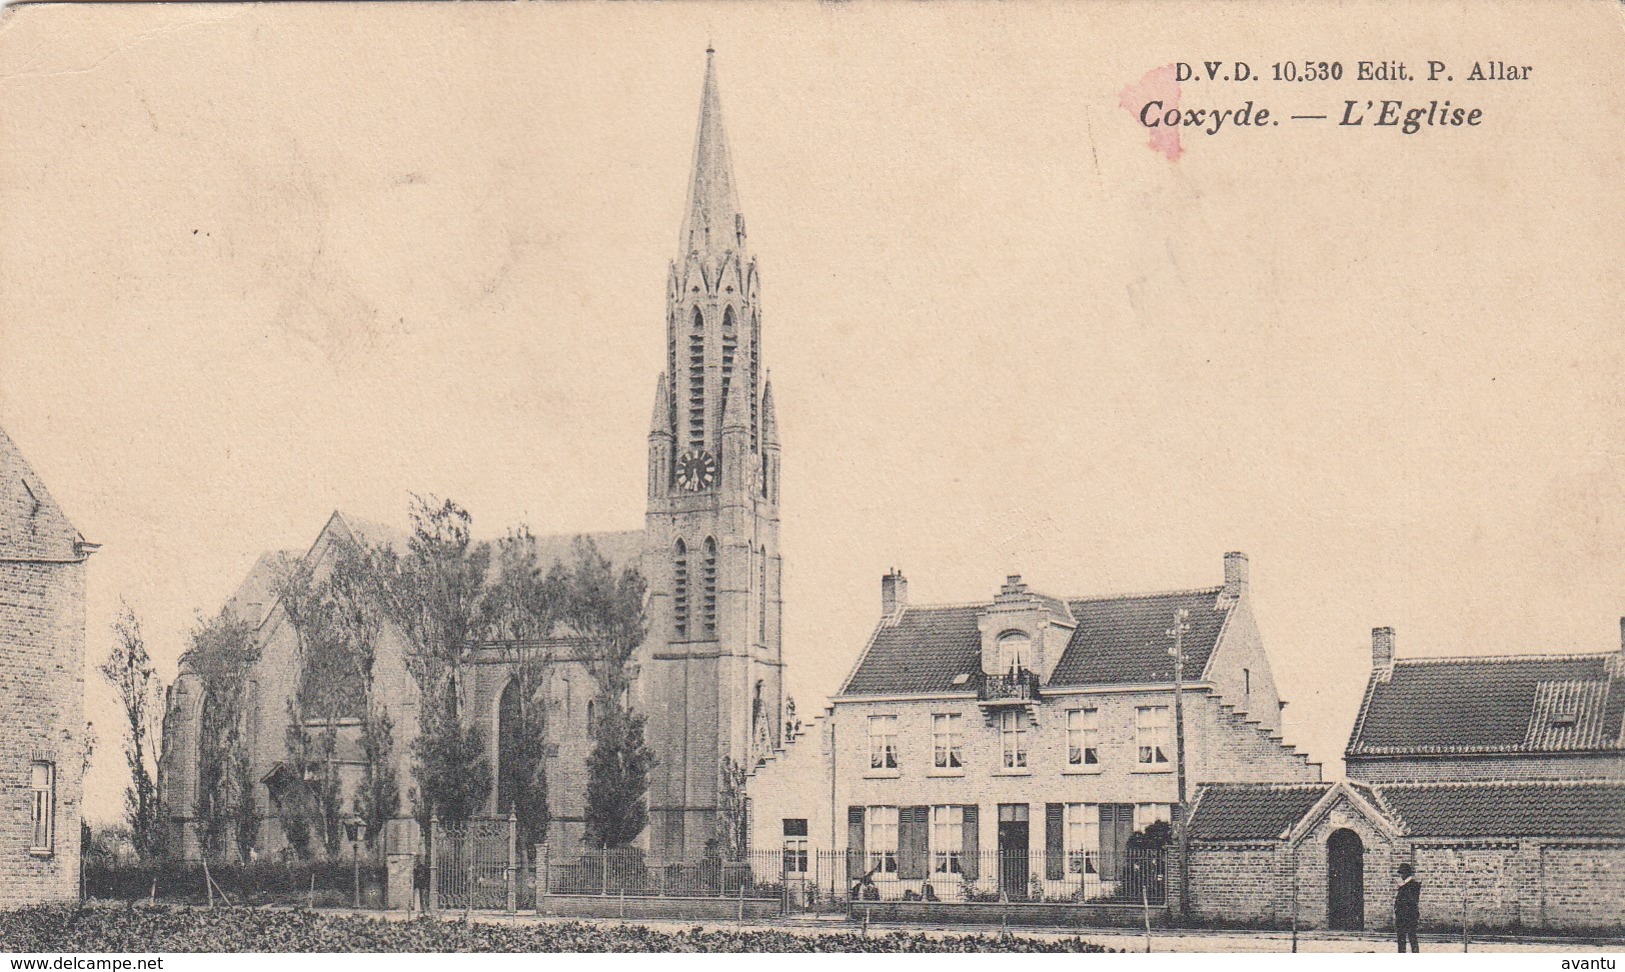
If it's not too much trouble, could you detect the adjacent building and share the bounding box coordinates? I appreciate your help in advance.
[0,426,95,905]
[748,552,1321,902]
[1183,625,1625,933]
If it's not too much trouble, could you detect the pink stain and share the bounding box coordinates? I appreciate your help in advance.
[1119,64,1182,161]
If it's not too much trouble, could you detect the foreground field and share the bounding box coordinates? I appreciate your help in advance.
[0,906,1112,953]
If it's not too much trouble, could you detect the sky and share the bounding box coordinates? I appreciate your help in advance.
[0,1,1620,825]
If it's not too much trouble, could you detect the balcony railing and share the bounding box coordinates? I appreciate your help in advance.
[978,669,1040,704]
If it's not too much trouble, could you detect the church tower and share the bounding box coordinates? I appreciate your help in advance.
[641,50,784,860]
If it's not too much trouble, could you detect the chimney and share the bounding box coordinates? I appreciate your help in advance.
[881,569,908,617]
[1372,626,1395,669]
[1222,551,1249,599]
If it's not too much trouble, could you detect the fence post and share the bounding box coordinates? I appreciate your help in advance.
[506,811,518,914]
[427,813,439,915]
[535,843,549,915]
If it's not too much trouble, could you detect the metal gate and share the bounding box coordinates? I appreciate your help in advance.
[431,815,520,912]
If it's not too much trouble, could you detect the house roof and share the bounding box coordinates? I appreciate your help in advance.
[1187,782,1333,840]
[0,425,86,562]
[1190,780,1625,840]
[1346,653,1625,758]
[1374,781,1625,838]
[838,586,1233,696]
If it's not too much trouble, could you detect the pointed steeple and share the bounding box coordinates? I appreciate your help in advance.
[761,377,779,447]
[649,372,672,438]
[680,48,745,260]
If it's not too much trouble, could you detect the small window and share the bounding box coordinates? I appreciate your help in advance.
[932,713,963,769]
[1243,668,1251,697]
[867,806,899,874]
[1551,712,1578,728]
[1067,708,1100,766]
[999,710,1028,769]
[868,715,899,770]
[930,805,964,875]
[30,761,55,855]
[996,631,1030,674]
[1136,706,1172,765]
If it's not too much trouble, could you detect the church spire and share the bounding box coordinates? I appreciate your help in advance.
[680,48,745,260]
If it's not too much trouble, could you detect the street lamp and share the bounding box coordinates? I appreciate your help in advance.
[345,815,367,909]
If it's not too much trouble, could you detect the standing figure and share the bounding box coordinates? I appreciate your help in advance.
[1394,863,1422,952]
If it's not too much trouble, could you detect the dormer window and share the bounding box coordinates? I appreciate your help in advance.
[996,631,1030,675]
[1551,712,1578,728]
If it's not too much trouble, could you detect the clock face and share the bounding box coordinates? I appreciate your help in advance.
[675,449,717,492]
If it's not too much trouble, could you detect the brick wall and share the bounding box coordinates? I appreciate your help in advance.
[1186,829,1625,933]
[1185,842,1282,924]
[0,557,87,905]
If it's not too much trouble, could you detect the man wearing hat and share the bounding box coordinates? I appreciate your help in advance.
[1394,863,1422,952]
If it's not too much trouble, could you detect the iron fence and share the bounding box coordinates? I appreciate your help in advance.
[431,817,518,911]
[541,847,788,899]
[782,848,1165,909]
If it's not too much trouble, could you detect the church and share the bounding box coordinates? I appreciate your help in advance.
[158,51,784,862]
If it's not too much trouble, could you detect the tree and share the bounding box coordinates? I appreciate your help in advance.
[100,603,164,860]
[567,538,653,849]
[182,608,261,862]
[381,495,493,826]
[275,534,399,856]
[482,527,568,855]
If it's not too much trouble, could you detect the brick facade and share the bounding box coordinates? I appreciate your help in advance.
[748,559,1321,876]
[0,427,92,905]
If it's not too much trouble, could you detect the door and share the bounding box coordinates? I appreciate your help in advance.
[1327,828,1365,930]
[997,804,1029,900]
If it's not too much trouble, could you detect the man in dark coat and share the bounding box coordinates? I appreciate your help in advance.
[1394,863,1422,952]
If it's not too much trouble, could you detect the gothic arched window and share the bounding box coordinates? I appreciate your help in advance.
[674,540,689,640]
[721,307,737,426]
[757,546,768,644]
[688,307,705,450]
[702,537,718,639]
[750,310,760,451]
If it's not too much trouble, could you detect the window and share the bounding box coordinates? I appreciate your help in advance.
[1135,803,1173,832]
[868,715,899,770]
[1065,803,1100,874]
[30,761,55,855]
[867,806,899,873]
[1136,705,1172,765]
[673,540,689,640]
[688,308,705,449]
[783,818,809,875]
[702,537,718,638]
[999,710,1028,769]
[930,805,964,874]
[931,713,963,769]
[1066,708,1100,767]
[996,631,1030,674]
[758,546,768,644]
[1243,668,1251,698]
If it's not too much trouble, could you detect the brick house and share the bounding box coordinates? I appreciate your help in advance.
[1345,625,1624,783]
[0,425,95,905]
[1181,625,1625,933]
[747,552,1321,903]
